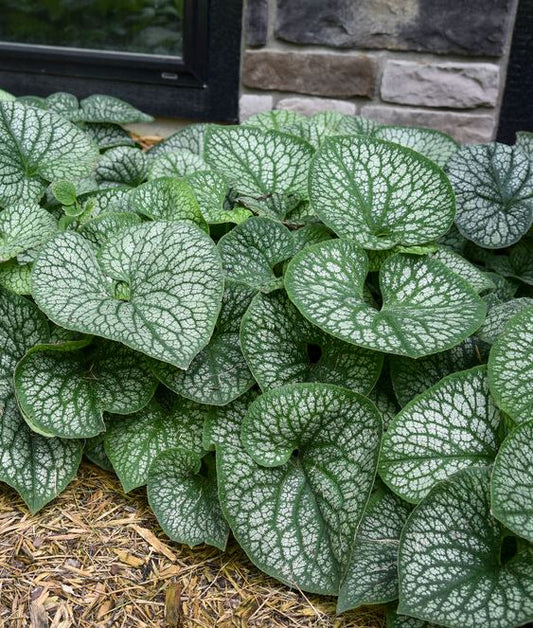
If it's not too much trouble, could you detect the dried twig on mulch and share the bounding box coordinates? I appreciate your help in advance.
[0,462,385,628]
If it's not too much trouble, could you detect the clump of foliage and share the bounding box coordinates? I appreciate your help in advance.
[0,87,532,628]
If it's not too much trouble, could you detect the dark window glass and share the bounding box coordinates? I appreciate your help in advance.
[0,0,184,57]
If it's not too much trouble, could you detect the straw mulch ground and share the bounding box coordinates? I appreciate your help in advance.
[0,462,386,628]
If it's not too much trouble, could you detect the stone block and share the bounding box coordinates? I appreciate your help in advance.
[276,96,357,115]
[245,0,269,47]
[276,0,514,56]
[381,60,500,108]
[239,94,274,121]
[242,50,376,97]
[359,104,496,143]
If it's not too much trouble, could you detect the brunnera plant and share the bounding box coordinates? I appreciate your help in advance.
[0,88,532,627]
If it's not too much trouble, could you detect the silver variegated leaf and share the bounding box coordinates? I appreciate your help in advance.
[374,125,458,168]
[129,177,207,229]
[478,297,533,344]
[337,488,410,613]
[0,260,32,295]
[0,102,99,205]
[217,383,381,594]
[309,135,455,249]
[148,150,207,179]
[448,143,533,248]
[244,110,306,133]
[104,396,207,492]
[218,217,294,292]
[380,366,502,503]
[94,146,148,187]
[285,239,486,358]
[153,283,256,406]
[147,449,229,550]
[398,466,533,628]
[491,419,533,543]
[240,289,382,393]
[205,126,314,219]
[186,170,251,225]
[84,122,135,150]
[147,123,207,159]
[0,289,82,512]
[15,339,157,439]
[74,94,153,124]
[488,306,533,420]
[390,336,486,406]
[202,389,259,451]
[78,212,143,249]
[0,203,57,261]
[31,222,224,368]
[432,247,495,293]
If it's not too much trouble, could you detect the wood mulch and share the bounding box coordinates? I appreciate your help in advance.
[0,462,385,628]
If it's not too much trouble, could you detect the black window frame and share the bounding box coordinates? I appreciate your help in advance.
[0,0,243,122]
[498,0,533,142]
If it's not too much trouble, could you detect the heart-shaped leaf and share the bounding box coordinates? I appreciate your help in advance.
[105,395,207,492]
[94,146,148,187]
[153,283,256,406]
[390,336,486,406]
[380,366,502,502]
[337,487,410,613]
[186,170,251,225]
[0,289,82,512]
[398,466,533,628]
[147,449,229,550]
[447,143,533,249]
[129,177,207,230]
[285,239,486,358]
[240,289,382,393]
[309,135,455,249]
[217,383,381,594]
[218,217,294,292]
[0,203,57,261]
[488,306,533,420]
[45,92,79,117]
[15,339,157,439]
[491,419,533,543]
[0,102,99,205]
[374,125,458,168]
[205,126,314,219]
[31,221,224,368]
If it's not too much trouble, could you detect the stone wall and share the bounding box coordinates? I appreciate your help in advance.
[239,0,519,143]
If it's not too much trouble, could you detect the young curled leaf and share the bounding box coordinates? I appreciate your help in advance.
[147,449,229,550]
[217,383,381,594]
